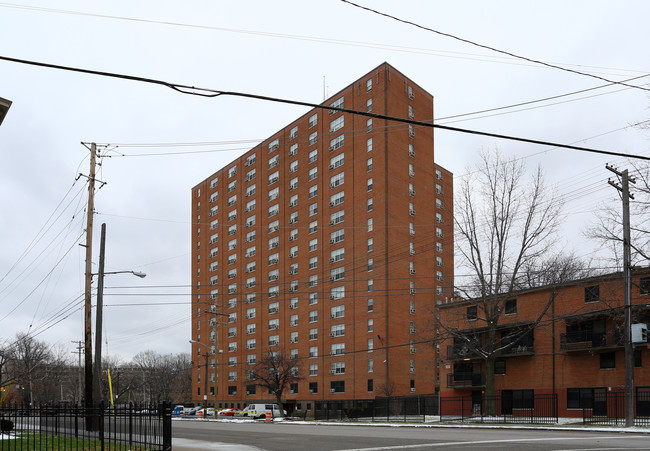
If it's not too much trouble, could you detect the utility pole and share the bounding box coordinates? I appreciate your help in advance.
[72,340,83,404]
[83,143,97,412]
[93,223,106,404]
[606,164,636,427]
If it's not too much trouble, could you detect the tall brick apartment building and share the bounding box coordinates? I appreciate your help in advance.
[190,63,454,411]
[439,269,650,417]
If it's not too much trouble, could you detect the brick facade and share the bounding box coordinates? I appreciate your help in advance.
[190,63,453,411]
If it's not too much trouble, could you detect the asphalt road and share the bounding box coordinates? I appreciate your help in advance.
[172,419,650,450]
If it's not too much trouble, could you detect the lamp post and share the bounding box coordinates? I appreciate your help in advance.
[189,340,209,411]
[93,223,146,406]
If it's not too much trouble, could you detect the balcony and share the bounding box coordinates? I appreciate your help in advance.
[446,345,481,361]
[446,372,485,388]
[560,330,623,352]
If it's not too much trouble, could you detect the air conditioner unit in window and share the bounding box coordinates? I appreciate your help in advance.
[410,308,416,314]
[289,253,297,259]
[329,370,336,375]
[409,210,415,216]
[289,286,297,292]
[289,201,297,207]
[331,388,336,393]
[330,313,336,319]
[410,269,416,275]
[329,220,335,225]
[410,348,416,354]
[410,328,416,334]
[289,304,297,310]
[329,201,334,207]
[409,190,415,196]
[409,150,415,158]
[329,332,335,337]
[290,390,296,394]
[329,164,335,170]
[409,367,415,373]
[410,387,415,393]
[329,239,335,244]
[329,295,335,300]
[409,131,415,138]
[289,235,296,242]
[289,185,295,191]
[309,389,314,394]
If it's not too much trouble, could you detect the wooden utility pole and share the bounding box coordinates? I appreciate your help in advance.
[93,223,106,404]
[83,143,97,410]
[71,340,84,404]
[606,164,636,427]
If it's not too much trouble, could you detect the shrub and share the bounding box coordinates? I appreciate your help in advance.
[345,407,364,420]
[0,418,14,432]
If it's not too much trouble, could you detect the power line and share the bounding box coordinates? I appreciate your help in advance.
[340,0,650,93]
[1,55,648,161]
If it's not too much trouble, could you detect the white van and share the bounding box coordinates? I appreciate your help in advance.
[238,403,286,419]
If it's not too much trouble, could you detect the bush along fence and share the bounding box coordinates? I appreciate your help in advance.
[0,401,172,450]
[308,395,439,422]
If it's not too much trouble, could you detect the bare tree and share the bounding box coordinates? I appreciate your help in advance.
[10,333,51,406]
[248,349,303,416]
[448,150,565,407]
[131,351,191,404]
[515,252,595,290]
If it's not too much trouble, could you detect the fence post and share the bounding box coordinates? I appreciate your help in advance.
[99,400,105,451]
[162,402,172,451]
[129,402,134,448]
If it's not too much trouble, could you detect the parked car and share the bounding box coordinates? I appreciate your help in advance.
[184,406,202,416]
[237,404,286,419]
[217,408,240,417]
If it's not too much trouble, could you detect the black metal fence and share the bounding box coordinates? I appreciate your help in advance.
[440,394,558,424]
[581,390,650,426]
[0,402,171,450]
[311,395,439,422]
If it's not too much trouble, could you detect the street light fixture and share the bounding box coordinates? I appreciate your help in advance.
[0,97,11,127]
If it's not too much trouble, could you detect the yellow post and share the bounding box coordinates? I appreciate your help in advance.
[107,369,114,408]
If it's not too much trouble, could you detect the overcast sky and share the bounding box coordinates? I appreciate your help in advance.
[1,0,649,362]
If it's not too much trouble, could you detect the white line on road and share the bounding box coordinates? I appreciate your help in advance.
[340,436,647,451]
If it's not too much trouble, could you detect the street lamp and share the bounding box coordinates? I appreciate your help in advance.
[93,223,147,406]
[189,339,210,411]
[0,97,11,127]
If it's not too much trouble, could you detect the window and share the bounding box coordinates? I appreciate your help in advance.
[331,362,345,375]
[368,298,374,312]
[309,256,318,269]
[308,113,318,128]
[309,203,318,217]
[467,306,478,321]
[331,248,345,263]
[330,172,344,189]
[309,365,318,377]
[408,124,414,137]
[436,198,443,209]
[290,331,298,344]
[245,168,256,182]
[268,303,279,314]
[289,177,298,191]
[228,180,236,193]
[330,210,344,225]
[366,118,372,132]
[367,238,373,252]
[290,211,298,224]
[567,388,597,409]
[330,191,344,207]
[408,104,414,119]
[367,198,373,212]
[330,229,344,244]
[600,352,616,369]
[308,168,318,182]
[585,285,599,303]
[289,126,298,140]
[268,220,279,234]
[309,275,318,287]
[268,138,279,153]
[309,149,318,163]
[289,143,298,157]
[269,335,279,347]
[289,194,298,208]
[309,328,318,340]
[366,98,372,112]
[331,380,345,393]
[268,171,279,185]
[309,310,318,323]
[367,178,373,191]
[330,304,345,318]
[330,153,344,169]
[268,237,279,250]
[367,319,373,332]
[409,163,414,177]
[309,346,318,357]
[367,218,373,232]
[268,187,279,202]
[330,266,345,281]
[309,221,318,234]
[290,314,298,327]
[368,279,374,292]
[309,292,318,305]
[309,239,318,252]
[505,299,517,315]
[329,96,344,113]
[289,160,298,174]
[367,138,373,152]
[330,116,344,132]
[367,258,373,271]
[436,168,443,180]
[309,131,318,145]
[366,78,372,91]
[367,158,373,172]
[210,176,219,189]
[245,199,256,213]
[228,166,237,178]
